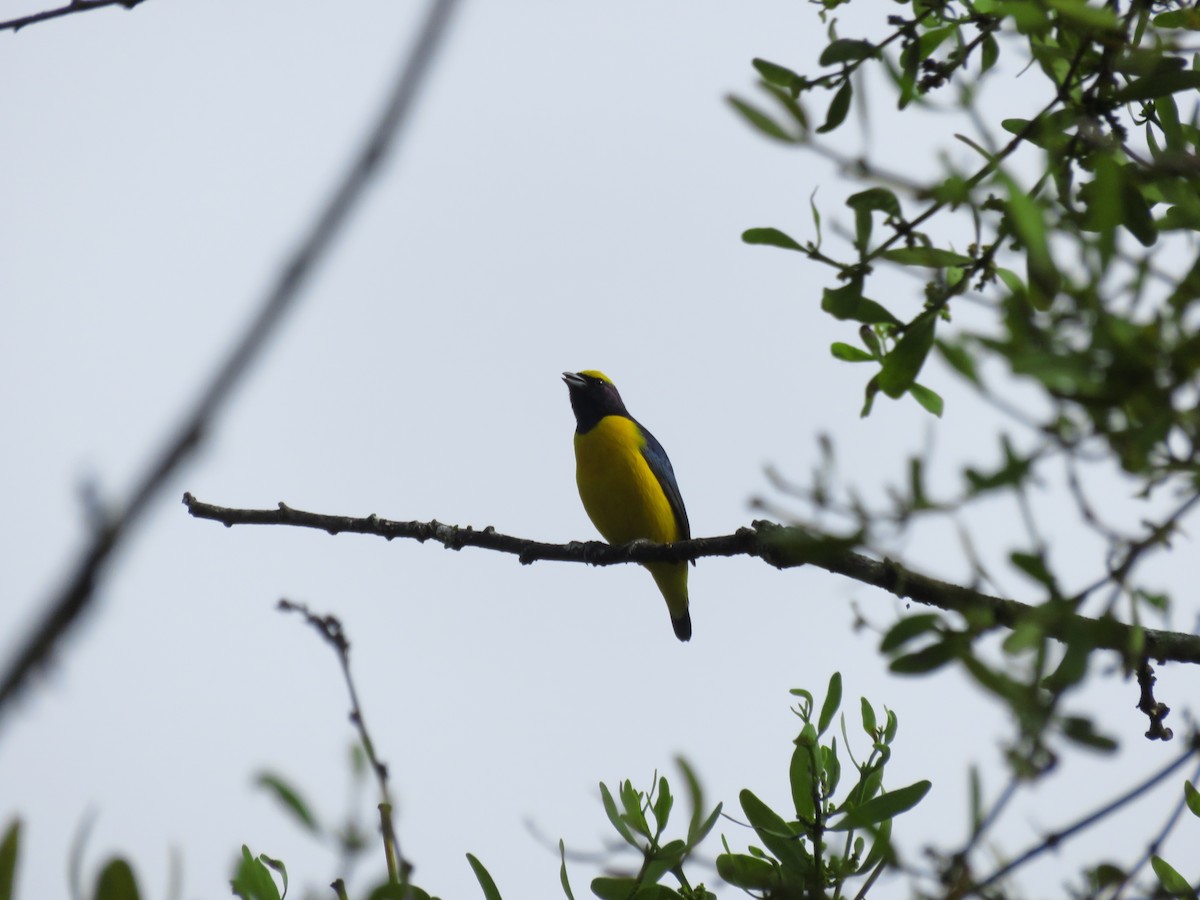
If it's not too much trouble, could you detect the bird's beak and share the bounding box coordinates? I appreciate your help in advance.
[562,371,586,387]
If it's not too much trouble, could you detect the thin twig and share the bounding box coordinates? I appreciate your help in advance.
[0,0,145,33]
[0,0,462,721]
[970,732,1200,892]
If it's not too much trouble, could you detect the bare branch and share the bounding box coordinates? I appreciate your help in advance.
[1,0,147,34]
[0,0,463,720]
[182,493,1200,666]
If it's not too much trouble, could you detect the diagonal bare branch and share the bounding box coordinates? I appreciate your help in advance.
[1,0,147,34]
[0,0,463,721]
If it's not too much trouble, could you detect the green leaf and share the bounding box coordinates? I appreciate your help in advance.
[0,820,18,900]
[980,32,999,73]
[590,877,640,900]
[467,854,503,900]
[830,780,932,831]
[820,39,877,66]
[231,847,281,900]
[1184,782,1200,819]
[743,227,805,252]
[880,614,943,653]
[818,671,843,736]
[1000,174,1058,308]
[558,840,576,900]
[909,383,944,417]
[936,339,980,385]
[752,58,803,91]
[890,638,960,674]
[1009,551,1059,592]
[256,772,321,836]
[715,853,779,891]
[860,698,878,736]
[1046,0,1120,31]
[790,744,817,823]
[599,782,638,848]
[619,780,651,838]
[831,342,875,362]
[652,776,673,832]
[847,188,901,251]
[878,311,937,398]
[728,97,796,142]
[1150,856,1197,898]
[740,790,810,870]
[1060,716,1118,753]
[1115,70,1200,103]
[880,247,973,267]
[94,858,140,900]
[817,81,853,133]
[822,279,901,325]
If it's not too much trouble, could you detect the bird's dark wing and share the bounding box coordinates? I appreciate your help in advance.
[634,418,691,542]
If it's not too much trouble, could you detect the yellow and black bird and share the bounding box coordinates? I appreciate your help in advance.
[562,370,693,641]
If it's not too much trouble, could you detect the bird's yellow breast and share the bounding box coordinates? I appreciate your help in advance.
[573,415,681,546]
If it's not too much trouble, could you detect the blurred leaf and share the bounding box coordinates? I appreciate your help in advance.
[831,781,931,830]
[909,383,944,417]
[880,614,943,653]
[880,247,973,267]
[1185,782,1200,819]
[728,97,796,142]
[1061,716,1118,753]
[878,311,937,398]
[743,227,805,252]
[818,81,853,133]
[466,855,503,900]
[936,338,981,385]
[1115,70,1200,102]
[1150,855,1197,898]
[818,671,843,736]
[820,39,877,66]
[1046,0,1120,31]
[94,858,140,900]
[0,820,18,900]
[831,342,875,362]
[890,638,960,674]
[1000,174,1058,308]
[558,840,576,900]
[1009,551,1060,593]
[981,32,999,72]
[752,57,803,92]
[256,772,321,836]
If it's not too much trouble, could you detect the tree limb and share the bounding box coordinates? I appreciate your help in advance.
[1,0,147,34]
[182,493,1200,665]
[0,0,462,721]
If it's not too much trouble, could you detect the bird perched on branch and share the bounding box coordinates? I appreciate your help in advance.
[562,370,693,641]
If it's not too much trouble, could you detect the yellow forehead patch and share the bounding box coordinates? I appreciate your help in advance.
[578,369,613,384]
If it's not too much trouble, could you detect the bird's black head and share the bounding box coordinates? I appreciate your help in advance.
[562,370,629,433]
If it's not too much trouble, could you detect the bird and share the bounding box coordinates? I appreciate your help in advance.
[562,370,693,641]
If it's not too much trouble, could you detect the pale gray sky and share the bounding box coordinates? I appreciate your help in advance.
[3,2,1198,898]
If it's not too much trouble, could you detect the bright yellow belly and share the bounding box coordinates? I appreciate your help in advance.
[573,415,681,545]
